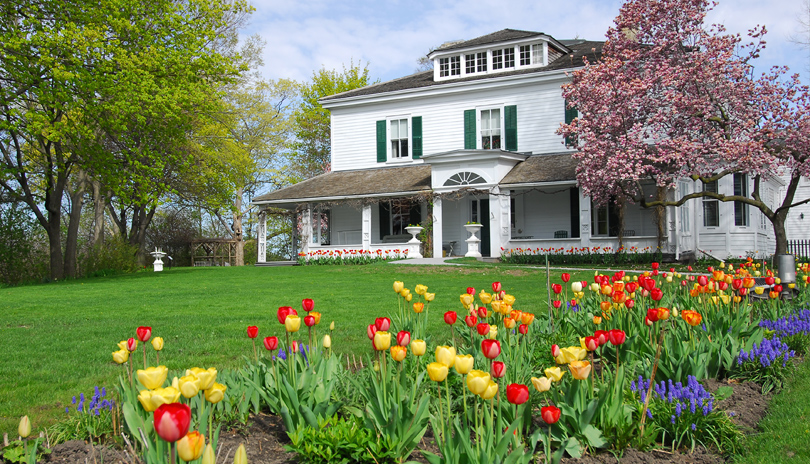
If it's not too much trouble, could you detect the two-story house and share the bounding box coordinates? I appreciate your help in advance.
[252,29,780,262]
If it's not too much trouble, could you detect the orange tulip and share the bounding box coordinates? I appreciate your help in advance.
[413,302,425,313]
[503,317,516,329]
[390,345,407,362]
[681,309,702,326]
[568,360,592,380]
[520,312,535,325]
[600,301,611,312]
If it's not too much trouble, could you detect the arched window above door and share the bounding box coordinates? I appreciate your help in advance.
[444,172,485,186]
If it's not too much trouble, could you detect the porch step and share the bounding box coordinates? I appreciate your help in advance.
[255,261,299,267]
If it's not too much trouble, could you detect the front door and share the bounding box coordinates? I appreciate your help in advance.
[471,198,491,257]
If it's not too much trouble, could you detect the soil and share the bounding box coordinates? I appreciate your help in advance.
[41,379,772,464]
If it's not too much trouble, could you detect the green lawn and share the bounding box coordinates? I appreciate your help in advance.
[0,263,584,436]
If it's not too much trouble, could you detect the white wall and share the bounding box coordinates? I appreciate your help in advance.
[786,177,810,241]
[519,189,570,239]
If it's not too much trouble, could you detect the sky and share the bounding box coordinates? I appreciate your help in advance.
[241,0,810,85]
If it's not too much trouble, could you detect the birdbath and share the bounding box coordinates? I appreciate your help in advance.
[405,226,424,259]
[150,248,167,272]
[464,223,483,258]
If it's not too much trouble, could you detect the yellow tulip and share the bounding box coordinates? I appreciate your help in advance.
[435,345,456,367]
[491,300,503,314]
[18,416,31,439]
[390,345,407,362]
[413,302,425,313]
[590,283,600,292]
[410,339,426,356]
[400,288,411,298]
[117,340,128,351]
[330,321,335,331]
[531,376,552,392]
[178,375,201,399]
[177,431,205,461]
[754,286,764,295]
[454,354,474,374]
[393,281,404,293]
[480,380,498,400]
[151,337,164,351]
[555,346,587,364]
[138,387,181,411]
[568,360,592,380]
[424,292,435,302]
[113,349,129,364]
[285,315,301,333]
[405,293,413,302]
[544,366,565,382]
[205,383,227,404]
[479,291,492,304]
[788,283,796,289]
[466,370,490,395]
[460,294,474,307]
[187,368,218,391]
[310,311,322,325]
[201,444,216,464]
[137,366,168,390]
[233,444,247,464]
[775,277,781,284]
[322,334,332,349]
[415,284,428,295]
[427,362,449,382]
[503,294,516,305]
[487,325,498,339]
[171,376,179,389]
[373,331,391,351]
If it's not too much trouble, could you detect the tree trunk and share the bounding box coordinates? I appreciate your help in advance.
[772,212,789,255]
[130,204,156,265]
[654,187,667,253]
[64,170,87,278]
[616,197,626,252]
[233,188,244,266]
[91,180,106,247]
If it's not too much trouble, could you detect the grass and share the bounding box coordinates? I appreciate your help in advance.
[734,358,810,464]
[0,262,594,436]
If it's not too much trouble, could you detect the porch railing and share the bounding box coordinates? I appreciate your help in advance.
[787,240,810,259]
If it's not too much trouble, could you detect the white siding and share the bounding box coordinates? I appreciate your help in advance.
[786,177,810,241]
[329,78,572,172]
[330,204,362,245]
[520,189,570,239]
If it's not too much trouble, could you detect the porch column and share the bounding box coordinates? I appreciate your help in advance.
[579,188,592,248]
[301,204,312,255]
[490,187,509,258]
[257,211,266,263]
[432,196,443,258]
[362,203,372,251]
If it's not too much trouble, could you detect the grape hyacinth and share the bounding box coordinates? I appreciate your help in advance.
[630,375,715,420]
[759,309,810,338]
[66,386,114,416]
[737,337,795,368]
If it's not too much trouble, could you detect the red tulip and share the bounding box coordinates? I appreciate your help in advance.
[506,383,529,405]
[645,316,653,326]
[541,405,561,424]
[367,324,377,340]
[473,323,489,336]
[136,326,152,342]
[263,336,278,351]
[492,282,502,292]
[481,339,501,359]
[640,277,656,291]
[467,287,476,296]
[697,275,709,286]
[291,340,301,353]
[669,267,675,273]
[732,279,743,290]
[765,276,775,286]
[154,403,191,443]
[464,315,477,327]
[608,329,626,346]
[651,262,660,270]
[127,337,137,352]
[739,288,748,296]
[304,315,316,327]
[650,288,663,301]
[584,336,599,351]
[594,330,608,346]
[444,311,458,325]
[491,361,506,378]
[396,331,411,347]
[551,283,562,294]
[518,324,528,335]
[552,300,562,309]
[718,281,728,291]
[707,266,714,272]
[375,317,391,332]
[551,344,561,358]
[247,326,258,338]
[302,298,315,312]
[688,265,693,271]
[561,273,571,283]
[477,306,488,318]
[625,282,638,293]
[277,307,296,324]
[646,308,659,323]
[625,298,635,309]
[774,284,783,293]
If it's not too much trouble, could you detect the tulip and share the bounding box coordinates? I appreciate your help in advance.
[568,360,592,380]
[246,326,258,339]
[233,444,248,464]
[478,306,489,318]
[397,330,411,347]
[277,306,296,325]
[304,315,316,327]
[460,294,474,307]
[488,325,498,339]
[697,275,709,286]
[491,361,506,378]
[136,326,152,342]
[658,307,670,320]
[204,383,227,404]
[424,292,435,302]
[682,309,703,326]
[113,349,129,364]
[467,370,491,395]
[186,367,217,390]
[18,416,31,439]
[127,338,138,352]
[391,345,407,362]
[322,334,332,349]
[503,294,516,305]
[177,431,205,461]
[518,324,528,335]
[541,405,561,425]
[201,444,215,464]
[583,336,599,351]
[154,403,191,443]
[330,321,335,331]
[492,281,502,293]
[544,366,565,382]
[367,324,377,340]
[551,344,561,358]
[444,311,458,325]
[178,375,201,399]
[646,308,659,323]
[427,362,449,382]
[393,281,404,293]
[455,354,474,374]
[608,329,626,346]
[410,339,426,356]
[143,387,182,411]
[593,316,602,325]
[415,284,428,295]
[506,383,529,405]
[480,380,499,400]
[551,283,562,294]
[137,366,168,390]
[464,315,477,327]
[531,376,552,393]
[435,345,456,367]
[413,302,425,313]
[151,337,164,351]
[373,331,392,351]
[263,336,278,351]
[481,339,501,359]
[556,346,587,364]
[479,291,493,304]
[476,322,490,336]
[375,317,391,332]
[302,298,315,312]
[285,315,301,333]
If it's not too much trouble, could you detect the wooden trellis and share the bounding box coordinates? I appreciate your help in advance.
[191,239,237,267]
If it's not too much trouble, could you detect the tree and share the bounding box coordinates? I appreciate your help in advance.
[289,63,378,180]
[559,0,810,255]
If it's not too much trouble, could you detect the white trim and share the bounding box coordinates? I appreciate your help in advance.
[252,190,428,206]
[427,34,570,60]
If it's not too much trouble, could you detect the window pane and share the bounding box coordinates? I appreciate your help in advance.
[703,201,719,227]
[492,135,501,149]
[491,109,500,128]
[481,110,490,131]
[391,140,399,158]
[401,139,408,157]
[400,119,408,137]
[390,120,398,139]
[532,44,542,64]
[477,52,487,72]
[451,56,460,75]
[466,54,475,73]
[504,48,515,67]
[519,45,530,65]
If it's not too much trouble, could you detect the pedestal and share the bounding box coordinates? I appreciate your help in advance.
[405,226,423,259]
[153,258,164,272]
[464,224,483,258]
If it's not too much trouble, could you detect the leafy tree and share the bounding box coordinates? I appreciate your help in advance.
[559,0,810,255]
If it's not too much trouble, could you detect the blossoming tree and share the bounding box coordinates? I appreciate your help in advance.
[559,0,810,255]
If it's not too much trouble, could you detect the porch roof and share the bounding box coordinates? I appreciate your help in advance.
[498,152,578,186]
[252,165,432,206]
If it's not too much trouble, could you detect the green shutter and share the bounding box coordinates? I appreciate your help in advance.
[564,100,578,148]
[376,120,386,162]
[504,105,517,151]
[464,109,476,149]
[412,116,422,159]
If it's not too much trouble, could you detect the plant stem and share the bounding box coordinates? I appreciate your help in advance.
[640,320,668,435]
[437,383,446,444]
[170,441,176,464]
[143,343,147,370]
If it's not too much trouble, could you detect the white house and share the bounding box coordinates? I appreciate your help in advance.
[252,29,784,262]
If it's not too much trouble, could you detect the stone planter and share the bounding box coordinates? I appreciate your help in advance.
[405,226,424,259]
[464,224,483,258]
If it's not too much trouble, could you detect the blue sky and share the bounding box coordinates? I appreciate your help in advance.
[243,0,808,84]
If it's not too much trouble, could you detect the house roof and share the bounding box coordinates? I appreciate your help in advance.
[252,165,432,205]
[434,29,549,52]
[499,153,578,185]
[321,40,603,102]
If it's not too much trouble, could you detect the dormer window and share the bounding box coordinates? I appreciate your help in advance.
[439,56,460,77]
[476,52,487,72]
[492,48,515,70]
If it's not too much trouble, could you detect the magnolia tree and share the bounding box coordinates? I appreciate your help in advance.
[559,0,810,255]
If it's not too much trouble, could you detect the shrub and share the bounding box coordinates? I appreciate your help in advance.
[0,201,48,286]
[79,236,140,277]
[285,415,398,464]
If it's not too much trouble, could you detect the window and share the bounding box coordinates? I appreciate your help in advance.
[389,119,409,158]
[702,180,719,227]
[519,45,531,65]
[380,200,421,237]
[444,171,486,186]
[510,197,516,229]
[492,49,503,70]
[439,58,449,77]
[391,200,410,235]
[504,48,515,68]
[734,173,749,226]
[476,52,487,72]
[465,54,475,74]
[480,108,501,149]
[439,56,460,77]
[532,44,543,65]
[591,200,618,236]
[311,208,330,245]
[471,199,479,224]
[679,182,691,233]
